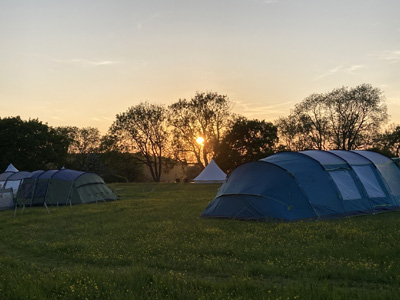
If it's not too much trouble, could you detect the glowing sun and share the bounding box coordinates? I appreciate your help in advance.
[196,137,204,145]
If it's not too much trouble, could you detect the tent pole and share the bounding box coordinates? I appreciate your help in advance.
[30,178,38,207]
[44,202,50,214]
[66,183,74,207]
[43,178,51,210]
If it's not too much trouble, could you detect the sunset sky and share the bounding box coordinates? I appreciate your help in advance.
[1,0,399,133]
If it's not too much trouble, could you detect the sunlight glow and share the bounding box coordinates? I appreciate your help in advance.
[196,137,204,145]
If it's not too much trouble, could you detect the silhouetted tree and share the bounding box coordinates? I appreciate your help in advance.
[0,116,69,170]
[326,84,387,149]
[55,126,101,171]
[169,92,232,168]
[372,124,400,157]
[109,102,169,182]
[277,84,388,150]
[98,134,144,182]
[277,114,315,151]
[215,117,278,173]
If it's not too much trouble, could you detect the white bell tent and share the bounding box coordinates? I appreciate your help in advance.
[5,163,18,173]
[193,159,226,183]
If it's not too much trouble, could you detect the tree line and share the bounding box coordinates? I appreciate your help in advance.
[1,84,399,182]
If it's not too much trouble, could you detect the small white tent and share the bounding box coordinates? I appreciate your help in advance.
[193,159,227,183]
[5,163,18,173]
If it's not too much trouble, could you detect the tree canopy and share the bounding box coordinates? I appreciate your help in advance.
[0,116,69,170]
[214,116,278,173]
[0,85,396,182]
[169,92,232,169]
[372,124,400,157]
[55,126,101,171]
[109,102,169,182]
[277,84,388,151]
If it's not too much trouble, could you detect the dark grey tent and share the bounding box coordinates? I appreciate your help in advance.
[16,169,118,207]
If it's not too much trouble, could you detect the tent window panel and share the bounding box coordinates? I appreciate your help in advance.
[352,166,386,198]
[377,165,400,196]
[329,170,361,200]
[34,182,49,198]
[4,180,21,196]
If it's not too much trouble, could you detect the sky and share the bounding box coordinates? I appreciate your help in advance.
[1,0,399,133]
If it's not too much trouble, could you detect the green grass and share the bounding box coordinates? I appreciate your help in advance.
[1,183,400,300]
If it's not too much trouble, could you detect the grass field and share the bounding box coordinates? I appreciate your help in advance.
[1,183,400,300]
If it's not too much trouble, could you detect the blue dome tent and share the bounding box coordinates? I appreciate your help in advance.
[201,150,400,221]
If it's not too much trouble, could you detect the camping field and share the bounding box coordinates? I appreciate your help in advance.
[1,183,400,300]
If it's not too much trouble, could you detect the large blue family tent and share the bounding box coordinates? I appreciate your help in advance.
[201,150,400,221]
